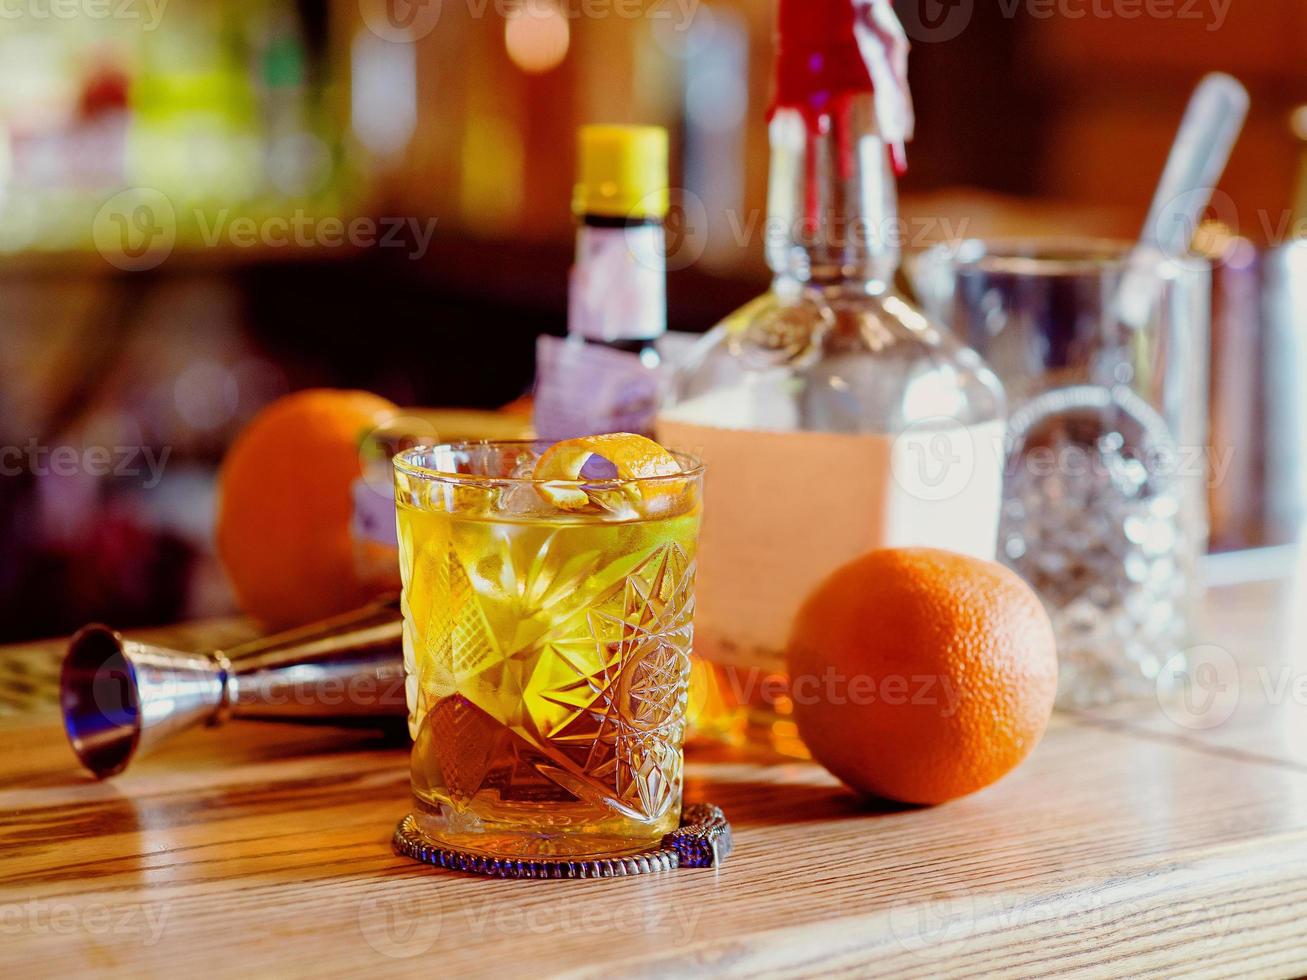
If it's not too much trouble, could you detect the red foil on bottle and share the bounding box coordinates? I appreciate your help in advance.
[772,0,910,175]
[773,0,873,118]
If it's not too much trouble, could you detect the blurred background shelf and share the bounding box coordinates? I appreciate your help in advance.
[0,0,1303,642]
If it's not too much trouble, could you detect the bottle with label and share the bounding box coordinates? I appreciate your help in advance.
[658,0,1007,753]
[533,125,669,441]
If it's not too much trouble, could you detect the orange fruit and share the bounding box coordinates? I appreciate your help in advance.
[216,389,401,629]
[532,433,684,511]
[787,547,1057,805]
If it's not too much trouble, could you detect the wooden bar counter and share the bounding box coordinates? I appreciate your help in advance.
[3,550,1307,977]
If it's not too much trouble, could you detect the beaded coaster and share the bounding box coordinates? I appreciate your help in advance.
[393,802,733,879]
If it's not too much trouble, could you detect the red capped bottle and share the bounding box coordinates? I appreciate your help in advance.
[659,0,1006,753]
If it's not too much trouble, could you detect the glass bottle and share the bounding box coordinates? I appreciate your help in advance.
[534,125,669,441]
[658,0,1006,753]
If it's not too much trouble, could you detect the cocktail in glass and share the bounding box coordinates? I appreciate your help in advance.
[393,439,703,858]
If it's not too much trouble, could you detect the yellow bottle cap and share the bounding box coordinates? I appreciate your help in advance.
[572,125,669,220]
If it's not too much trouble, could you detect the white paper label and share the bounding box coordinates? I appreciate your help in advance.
[568,224,665,342]
[655,415,1006,669]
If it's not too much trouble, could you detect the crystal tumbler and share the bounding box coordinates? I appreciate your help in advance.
[914,240,1211,707]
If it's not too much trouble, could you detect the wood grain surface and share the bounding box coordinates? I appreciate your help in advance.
[4,568,1307,977]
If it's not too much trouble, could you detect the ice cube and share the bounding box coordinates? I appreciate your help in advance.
[500,481,551,517]
[586,486,640,521]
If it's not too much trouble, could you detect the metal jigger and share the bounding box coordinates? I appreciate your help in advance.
[60,599,407,778]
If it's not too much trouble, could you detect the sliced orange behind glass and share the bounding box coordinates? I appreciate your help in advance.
[532,433,685,512]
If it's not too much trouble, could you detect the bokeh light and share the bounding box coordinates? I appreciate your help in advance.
[505,0,570,75]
